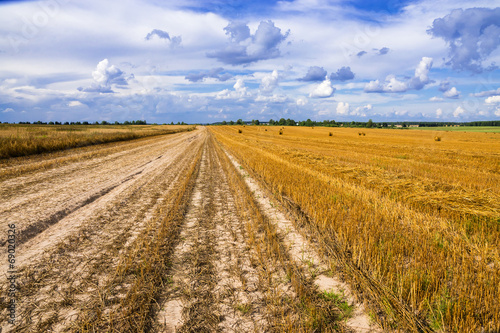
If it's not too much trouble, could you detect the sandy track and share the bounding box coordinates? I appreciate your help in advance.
[156,134,268,332]
[0,129,204,331]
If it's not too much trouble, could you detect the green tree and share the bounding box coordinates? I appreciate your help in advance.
[366,119,373,128]
[236,119,243,125]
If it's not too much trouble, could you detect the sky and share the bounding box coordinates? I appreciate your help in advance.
[0,0,500,124]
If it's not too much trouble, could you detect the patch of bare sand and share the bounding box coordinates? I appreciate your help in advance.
[225,150,382,333]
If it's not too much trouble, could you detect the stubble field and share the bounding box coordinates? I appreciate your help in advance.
[0,124,498,332]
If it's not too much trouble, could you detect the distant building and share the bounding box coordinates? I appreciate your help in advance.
[409,125,419,128]
[394,124,403,128]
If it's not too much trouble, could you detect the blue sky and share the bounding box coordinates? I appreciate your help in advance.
[0,0,499,123]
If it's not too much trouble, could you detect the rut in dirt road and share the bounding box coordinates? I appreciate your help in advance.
[156,135,268,332]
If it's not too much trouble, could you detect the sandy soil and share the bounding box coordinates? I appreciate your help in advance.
[0,129,204,331]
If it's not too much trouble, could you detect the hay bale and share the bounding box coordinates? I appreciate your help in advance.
[329,132,333,136]
[238,129,242,133]
[434,136,441,141]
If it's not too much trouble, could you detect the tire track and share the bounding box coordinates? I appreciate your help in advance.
[156,135,268,332]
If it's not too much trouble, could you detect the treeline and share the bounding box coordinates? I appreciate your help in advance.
[214,118,500,128]
[8,120,189,125]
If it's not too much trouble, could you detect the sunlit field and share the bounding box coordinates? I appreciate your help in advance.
[0,124,195,159]
[210,125,500,332]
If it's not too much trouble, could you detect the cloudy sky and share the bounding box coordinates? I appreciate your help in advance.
[1,0,500,123]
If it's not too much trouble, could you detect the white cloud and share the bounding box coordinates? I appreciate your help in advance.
[495,108,500,117]
[78,59,130,93]
[453,106,465,117]
[485,95,500,104]
[260,70,279,95]
[68,101,84,107]
[443,87,460,99]
[385,75,408,93]
[364,57,433,93]
[436,108,443,117]
[336,101,350,115]
[309,76,335,98]
[2,107,14,113]
[216,78,251,100]
[430,96,443,101]
[296,97,307,106]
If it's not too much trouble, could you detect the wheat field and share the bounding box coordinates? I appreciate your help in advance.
[209,125,500,332]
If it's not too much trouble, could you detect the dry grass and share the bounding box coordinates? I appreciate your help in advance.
[210,125,500,332]
[0,124,195,159]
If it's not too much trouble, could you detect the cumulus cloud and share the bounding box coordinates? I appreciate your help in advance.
[78,59,131,93]
[357,51,367,57]
[409,57,433,90]
[352,104,372,116]
[216,79,251,100]
[436,108,443,117]
[296,97,307,106]
[365,57,433,93]
[377,47,390,55]
[207,20,289,65]
[453,106,465,117]
[298,66,327,82]
[2,107,14,113]
[485,95,500,104]
[309,76,335,98]
[430,96,443,101]
[428,8,500,72]
[185,68,232,82]
[145,29,182,47]
[336,102,350,115]
[260,70,279,95]
[330,66,355,81]
[443,87,460,99]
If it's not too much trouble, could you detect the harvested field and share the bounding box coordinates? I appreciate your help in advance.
[0,124,194,159]
[209,125,500,332]
[0,127,366,332]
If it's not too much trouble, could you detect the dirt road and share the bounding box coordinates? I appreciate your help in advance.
[1,127,375,332]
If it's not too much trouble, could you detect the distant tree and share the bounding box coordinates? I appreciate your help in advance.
[269,119,275,125]
[230,120,235,125]
[278,118,286,126]
[222,120,227,125]
[366,119,373,128]
[305,118,313,127]
[171,121,174,125]
[236,119,244,125]
[254,119,260,125]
